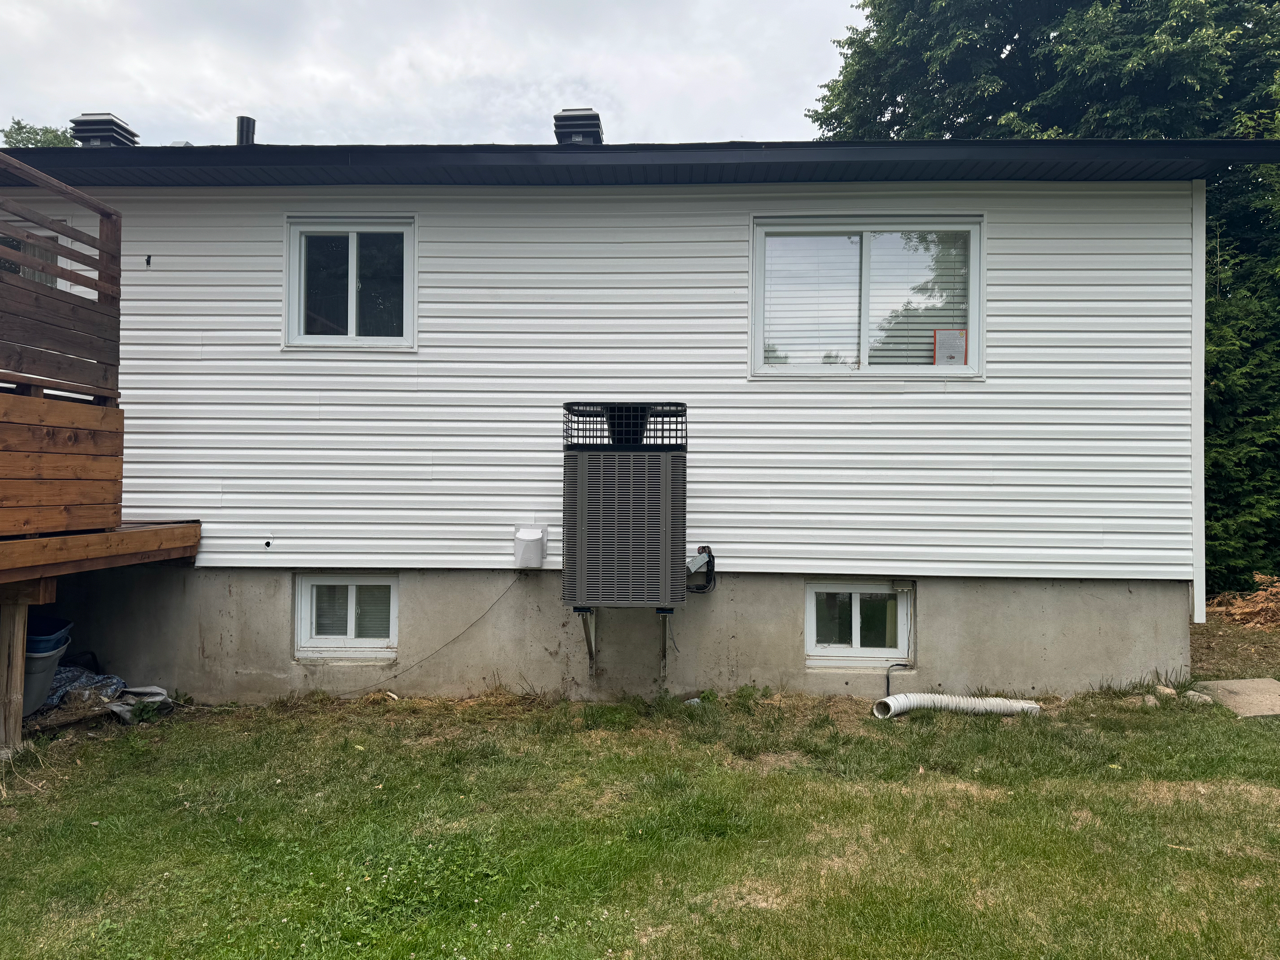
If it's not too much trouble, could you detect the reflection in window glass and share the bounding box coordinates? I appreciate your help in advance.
[354,584,392,639]
[815,591,854,646]
[859,593,898,648]
[304,234,349,336]
[357,233,404,337]
[313,584,349,636]
[868,231,969,365]
[762,235,860,366]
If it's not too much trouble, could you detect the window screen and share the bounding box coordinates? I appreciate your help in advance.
[858,593,898,648]
[313,584,349,636]
[868,231,970,365]
[762,235,860,366]
[354,584,392,639]
[304,234,349,336]
[356,233,405,338]
[814,590,854,646]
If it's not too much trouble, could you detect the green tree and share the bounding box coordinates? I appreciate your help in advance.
[2,118,76,148]
[810,0,1280,593]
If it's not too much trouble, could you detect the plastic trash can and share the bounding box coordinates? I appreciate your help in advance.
[24,640,70,717]
[26,616,73,655]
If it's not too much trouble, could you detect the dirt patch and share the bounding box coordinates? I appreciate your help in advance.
[1069,809,1098,830]
[729,751,802,774]
[592,787,626,810]
[1129,780,1280,809]
[698,878,792,911]
[898,780,1007,805]
[636,924,671,945]
[818,843,870,881]
[1192,614,1280,681]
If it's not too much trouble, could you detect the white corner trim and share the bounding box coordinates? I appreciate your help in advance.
[1191,180,1206,622]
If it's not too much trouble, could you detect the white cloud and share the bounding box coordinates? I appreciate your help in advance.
[4,0,862,146]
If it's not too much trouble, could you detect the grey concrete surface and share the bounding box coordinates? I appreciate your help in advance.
[1194,678,1280,717]
[45,567,1190,703]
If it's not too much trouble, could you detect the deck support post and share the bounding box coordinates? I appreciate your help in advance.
[0,601,28,758]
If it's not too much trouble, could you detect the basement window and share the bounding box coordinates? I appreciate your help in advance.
[285,219,415,348]
[751,219,981,378]
[295,574,398,660]
[805,581,912,665]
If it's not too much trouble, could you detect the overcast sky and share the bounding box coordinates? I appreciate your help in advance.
[6,0,862,147]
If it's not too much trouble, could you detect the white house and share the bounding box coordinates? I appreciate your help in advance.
[9,115,1278,701]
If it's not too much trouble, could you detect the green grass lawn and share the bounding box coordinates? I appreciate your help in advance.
[3,681,1280,959]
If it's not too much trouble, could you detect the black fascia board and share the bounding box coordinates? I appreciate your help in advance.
[3,138,1280,189]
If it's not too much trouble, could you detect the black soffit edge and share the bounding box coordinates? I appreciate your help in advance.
[3,139,1280,188]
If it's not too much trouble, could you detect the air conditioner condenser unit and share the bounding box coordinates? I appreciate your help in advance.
[561,402,687,608]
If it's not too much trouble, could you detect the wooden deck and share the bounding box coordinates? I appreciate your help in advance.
[0,520,202,585]
[0,149,201,753]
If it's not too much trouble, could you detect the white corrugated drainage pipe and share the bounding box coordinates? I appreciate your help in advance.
[872,692,1041,720]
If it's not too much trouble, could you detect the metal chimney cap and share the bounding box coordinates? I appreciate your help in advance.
[69,113,139,147]
[236,116,256,146]
[554,107,603,145]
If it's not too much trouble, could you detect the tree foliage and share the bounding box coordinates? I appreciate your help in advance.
[2,118,76,148]
[811,0,1280,593]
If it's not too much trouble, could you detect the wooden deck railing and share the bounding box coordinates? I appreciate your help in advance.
[0,150,125,537]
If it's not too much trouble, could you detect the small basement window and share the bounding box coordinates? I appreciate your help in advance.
[805,581,911,665]
[751,218,980,378]
[285,219,415,348]
[295,574,398,660]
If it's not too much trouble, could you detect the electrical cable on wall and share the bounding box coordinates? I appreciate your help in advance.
[338,574,522,698]
[688,545,716,594]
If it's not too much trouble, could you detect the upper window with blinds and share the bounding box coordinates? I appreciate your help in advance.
[751,219,980,378]
[285,218,415,349]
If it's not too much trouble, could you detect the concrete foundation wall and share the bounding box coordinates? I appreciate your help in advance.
[47,567,1191,702]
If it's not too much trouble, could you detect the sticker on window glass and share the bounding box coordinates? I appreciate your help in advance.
[934,328,967,365]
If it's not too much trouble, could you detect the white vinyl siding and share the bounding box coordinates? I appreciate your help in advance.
[20,181,1198,582]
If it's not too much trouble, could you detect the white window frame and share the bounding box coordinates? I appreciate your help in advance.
[295,574,399,661]
[284,217,416,350]
[750,217,983,380]
[805,580,912,667]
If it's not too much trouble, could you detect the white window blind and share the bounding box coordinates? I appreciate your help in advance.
[355,584,392,639]
[868,231,970,365]
[762,234,861,367]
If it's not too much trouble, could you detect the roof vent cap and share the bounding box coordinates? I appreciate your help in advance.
[69,113,138,148]
[236,116,256,146]
[554,108,603,145]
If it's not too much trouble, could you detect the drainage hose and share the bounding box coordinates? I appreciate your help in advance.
[872,692,1041,720]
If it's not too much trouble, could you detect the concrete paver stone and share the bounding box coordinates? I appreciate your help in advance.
[1194,678,1280,718]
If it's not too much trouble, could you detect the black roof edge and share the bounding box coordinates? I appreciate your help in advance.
[3,138,1279,189]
